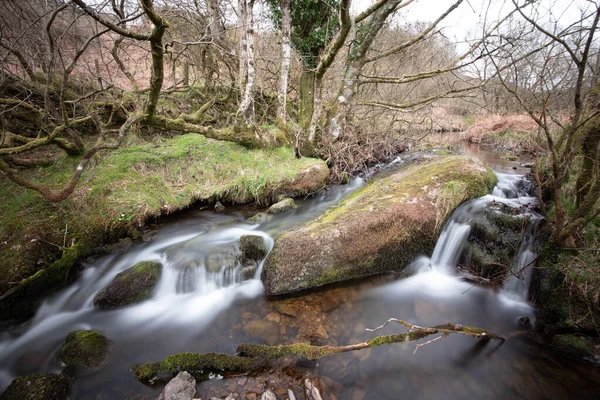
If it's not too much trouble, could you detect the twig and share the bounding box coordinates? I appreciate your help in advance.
[414,334,446,354]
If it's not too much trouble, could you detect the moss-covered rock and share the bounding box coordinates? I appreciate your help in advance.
[240,235,267,265]
[267,198,296,214]
[552,334,596,359]
[261,156,497,295]
[56,330,112,371]
[93,261,162,309]
[0,245,80,321]
[0,373,71,400]
[460,202,530,282]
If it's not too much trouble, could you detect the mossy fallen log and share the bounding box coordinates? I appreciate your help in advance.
[131,320,504,383]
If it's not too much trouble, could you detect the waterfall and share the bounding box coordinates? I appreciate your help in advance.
[419,172,543,301]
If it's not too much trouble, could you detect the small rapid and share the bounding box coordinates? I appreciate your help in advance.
[408,171,543,303]
[0,178,367,392]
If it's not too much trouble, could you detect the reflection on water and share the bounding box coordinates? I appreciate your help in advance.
[1,145,599,399]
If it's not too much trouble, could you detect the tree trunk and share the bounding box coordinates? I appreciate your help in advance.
[325,59,363,141]
[299,70,316,128]
[307,76,323,143]
[207,0,236,80]
[277,0,292,123]
[306,0,351,143]
[237,0,248,95]
[141,0,168,122]
[575,115,600,207]
[131,319,505,383]
[182,61,190,87]
[323,0,402,142]
[238,0,256,124]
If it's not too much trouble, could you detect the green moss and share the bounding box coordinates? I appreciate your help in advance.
[131,352,260,382]
[314,156,495,228]
[0,245,80,318]
[237,342,341,360]
[552,334,595,358]
[56,330,112,370]
[93,261,162,309]
[0,373,71,400]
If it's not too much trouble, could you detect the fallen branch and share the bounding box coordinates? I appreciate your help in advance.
[131,320,505,383]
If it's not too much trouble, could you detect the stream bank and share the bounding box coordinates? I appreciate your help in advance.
[0,134,328,320]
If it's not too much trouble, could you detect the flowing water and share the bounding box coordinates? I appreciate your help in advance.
[1,147,599,399]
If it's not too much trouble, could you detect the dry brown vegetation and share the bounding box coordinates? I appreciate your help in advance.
[463,114,545,152]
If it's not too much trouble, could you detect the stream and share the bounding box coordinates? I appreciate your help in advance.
[1,145,600,399]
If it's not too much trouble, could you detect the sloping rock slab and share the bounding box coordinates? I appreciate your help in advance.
[261,156,496,295]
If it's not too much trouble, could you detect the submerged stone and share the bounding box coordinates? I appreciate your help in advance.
[156,371,197,400]
[261,156,497,295]
[0,373,71,400]
[56,330,112,371]
[93,261,162,309]
[242,320,280,345]
[246,212,269,224]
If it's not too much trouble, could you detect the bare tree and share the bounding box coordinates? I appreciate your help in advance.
[276,0,291,123]
[484,0,600,244]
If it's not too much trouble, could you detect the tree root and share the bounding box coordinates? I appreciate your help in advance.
[130,320,505,384]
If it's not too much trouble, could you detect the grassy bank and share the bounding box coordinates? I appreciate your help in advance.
[463,114,544,153]
[0,134,328,317]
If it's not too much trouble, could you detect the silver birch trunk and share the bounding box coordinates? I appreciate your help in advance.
[237,0,248,95]
[238,0,255,123]
[277,0,292,123]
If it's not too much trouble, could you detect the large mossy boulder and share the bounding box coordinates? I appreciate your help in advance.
[0,373,71,400]
[93,261,162,309]
[56,330,112,371]
[261,156,497,295]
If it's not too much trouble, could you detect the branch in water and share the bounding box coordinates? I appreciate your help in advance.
[131,320,505,383]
